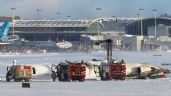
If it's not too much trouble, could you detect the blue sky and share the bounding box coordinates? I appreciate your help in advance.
[0,0,170,19]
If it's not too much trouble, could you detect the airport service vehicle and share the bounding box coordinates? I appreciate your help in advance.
[95,39,169,80]
[6,65,32,82]
[99,60,126,80]
[51,61,86,81]
[95,39,126,80]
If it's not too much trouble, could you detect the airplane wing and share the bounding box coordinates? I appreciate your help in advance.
[0,42,10,45]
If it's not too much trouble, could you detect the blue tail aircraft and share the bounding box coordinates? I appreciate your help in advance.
[0,21,18,45]
[0,21,10,39]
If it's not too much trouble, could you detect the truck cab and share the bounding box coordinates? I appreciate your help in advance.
[6,65,32,82]
[99,60,126,80]
[51,61,86,82]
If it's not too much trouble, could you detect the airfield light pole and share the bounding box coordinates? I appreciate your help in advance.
[96,8,102,37]
[139,8,144,36]
[11,7,16,36]
[96,7,102,18]
[36,8,42,19]
[153,9,157,39]
[137,13,140,34]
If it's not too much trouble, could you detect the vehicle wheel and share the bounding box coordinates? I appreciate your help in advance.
[6,72,11,82]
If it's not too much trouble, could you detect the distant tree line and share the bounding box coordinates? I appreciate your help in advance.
[0,16,21,22]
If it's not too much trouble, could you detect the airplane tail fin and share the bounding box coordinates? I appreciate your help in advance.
[0,21,10,39]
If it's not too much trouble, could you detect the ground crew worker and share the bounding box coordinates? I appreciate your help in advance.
[13,59,17,65]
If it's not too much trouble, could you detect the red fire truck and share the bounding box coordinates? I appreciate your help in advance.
[51,61,86,81]
[95,39,126,80]
[99,60,126,80]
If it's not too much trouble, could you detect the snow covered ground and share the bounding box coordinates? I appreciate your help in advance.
[1,79,171,96]
[0,51,171,96]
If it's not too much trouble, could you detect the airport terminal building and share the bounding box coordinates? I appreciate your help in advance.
[4,17,171,51]
[126,17,171,36]
[7,18,127,42]
[7,17,171,42]
[11,19,104,42]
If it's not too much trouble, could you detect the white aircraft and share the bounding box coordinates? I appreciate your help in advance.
[56,40,72,49]
[9,61,169,81]
[87,59,170,80]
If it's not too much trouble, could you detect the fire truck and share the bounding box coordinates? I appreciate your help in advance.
[95,39,126,80]
[51,61,86,81]
[95,39,170,80]
[99,60,126,80]
[6,65,32,82]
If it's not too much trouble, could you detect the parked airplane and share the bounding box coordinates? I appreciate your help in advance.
[55,37,72,49]
[0,21,18,45]
[56,41,72,49]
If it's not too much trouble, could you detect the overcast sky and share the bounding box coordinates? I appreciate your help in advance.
[0,0,170,19]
